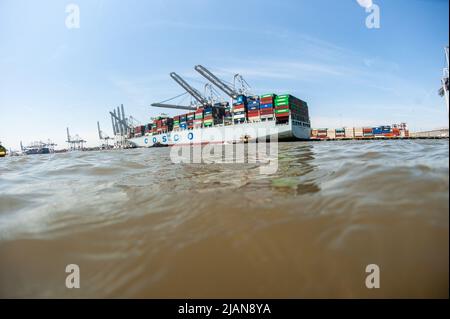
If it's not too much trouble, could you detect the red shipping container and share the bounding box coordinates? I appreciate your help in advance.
[260,97,273,104]
[259,108,274,114]
[275,105,290,110]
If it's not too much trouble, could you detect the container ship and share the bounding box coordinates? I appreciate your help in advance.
[126,65,311,147]
[20,141,56,155]
[311,123,410,140]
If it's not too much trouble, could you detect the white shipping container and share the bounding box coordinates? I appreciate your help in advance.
[354,127,364,137]
[345,128,354,138]
[327,129,336,139]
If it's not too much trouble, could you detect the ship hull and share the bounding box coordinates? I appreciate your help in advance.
[128,119,310,147]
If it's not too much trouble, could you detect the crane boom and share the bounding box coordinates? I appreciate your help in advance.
[111,113,117,135]
[170,72,209,106]
[117,106,124,136]
[97,121,102,140]
[151,103,196,111]
[194,65,238,99]
[109,111,133,132]
[113,109,120,135]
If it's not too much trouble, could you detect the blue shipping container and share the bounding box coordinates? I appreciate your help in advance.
[236,95,247,104]
[372,127,383,135]
[259,103,273,109]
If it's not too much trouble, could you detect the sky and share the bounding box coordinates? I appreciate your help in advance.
[0,0,449,149]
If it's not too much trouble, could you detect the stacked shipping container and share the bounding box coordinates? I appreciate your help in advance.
[310,124,409,139]
[194,108,203,128]
[180,114,187,130]
[274,94,310,125]
[259,94,276,120]
[344,127,354,138]
[173,115,180,131]
[246,96,260,122]
[233,95,247,124]
[223,102,233,126]
[354,127,364,138]
[187,112,195,130]
[129,92,311,138]
[203,107,213,127]
[335,128,345,139]
[363,127,373,137]
[134,125,145,137]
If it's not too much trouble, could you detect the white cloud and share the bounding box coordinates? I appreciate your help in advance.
[356,0,373,9]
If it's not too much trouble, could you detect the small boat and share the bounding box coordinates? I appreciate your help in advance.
[23,147,50,155]
[150,142,169,148]
[0,143,6,157]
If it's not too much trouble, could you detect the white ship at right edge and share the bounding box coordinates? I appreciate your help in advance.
[112,65,311,148]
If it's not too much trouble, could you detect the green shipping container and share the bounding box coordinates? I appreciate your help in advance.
[275,109,290,114]
[261,93,276,98]
[274,100,289,106]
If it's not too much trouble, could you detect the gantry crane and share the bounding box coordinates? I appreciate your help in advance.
[109,110,133,135]
[66,127,86,151]
[439,46,449,114]
[97,121,112,148]
[151,66,251,112]
[169,72,210,106]
[150,103,197,111]
[194,65,240,99]
[109,104,133,136]
[151,72,210,111]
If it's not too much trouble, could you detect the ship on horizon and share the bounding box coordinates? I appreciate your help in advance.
[20,140,56,155]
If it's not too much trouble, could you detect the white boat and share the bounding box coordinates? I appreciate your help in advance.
[128,116,311,147]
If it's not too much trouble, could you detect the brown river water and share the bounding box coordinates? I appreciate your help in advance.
[0,140,448,298]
